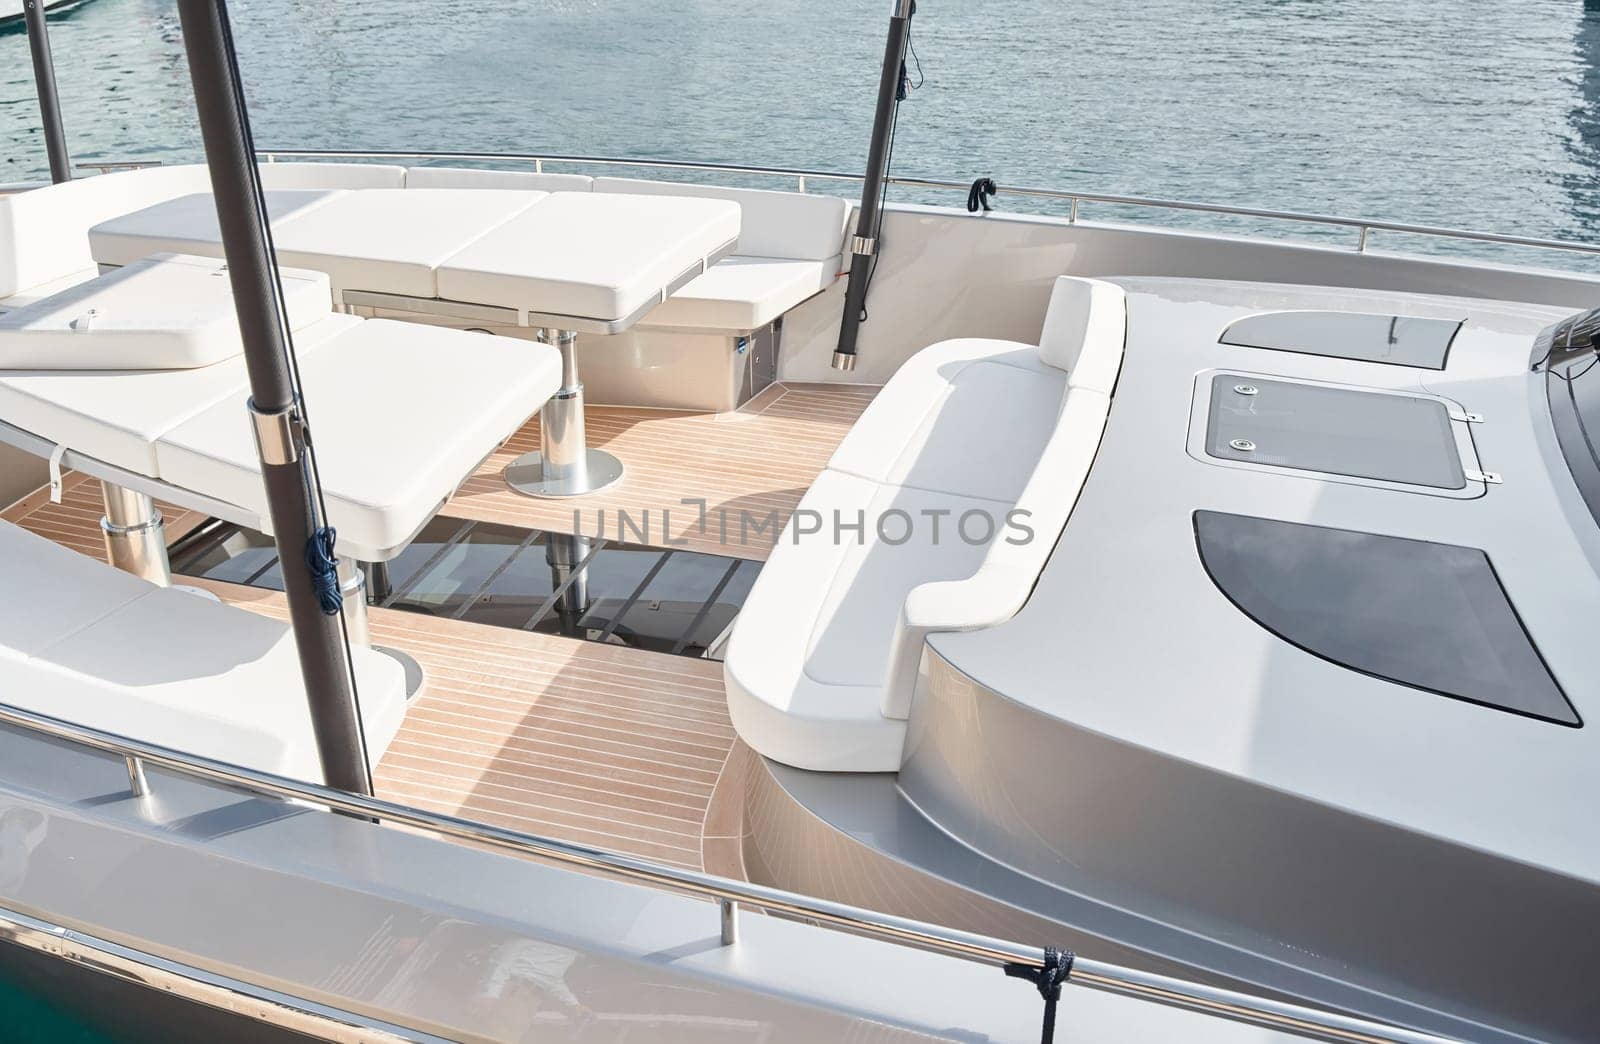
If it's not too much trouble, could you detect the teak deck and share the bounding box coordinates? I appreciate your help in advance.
[1,383,872,875]
[447,382,877,560]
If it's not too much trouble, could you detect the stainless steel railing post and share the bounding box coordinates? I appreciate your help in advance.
[124,755,149,798]
[720,898,738,945]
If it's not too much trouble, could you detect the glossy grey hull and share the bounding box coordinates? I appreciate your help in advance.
[745,647,1600,1043]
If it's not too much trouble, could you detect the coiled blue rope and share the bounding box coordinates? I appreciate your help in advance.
[304,526,342,615]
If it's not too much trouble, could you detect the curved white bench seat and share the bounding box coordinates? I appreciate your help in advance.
[641,255,842,333]
[0,255,562,560]
[5,164,840,346]
[725,277,1127,772]
[594,176,850,334]
[0,520,405,784]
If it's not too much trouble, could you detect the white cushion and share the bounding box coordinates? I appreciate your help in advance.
[436,192,741,324]
[0,520,406,784]
[0,254,332,370]
[641,255,841,332]
[405,166,594,193]
[155,319,561,555]
[257,162,407,190]
[827,338,1064,504]
[0,164,212,297]
[266,189,547,298]
[0,313,357,477]
[726,280,1129,773]
[0,521,151,658]
[594,177,849,262]
[88,190,348,269]
[0,268,99,312]
[725,470,913,773]
[1039,276,1128,392]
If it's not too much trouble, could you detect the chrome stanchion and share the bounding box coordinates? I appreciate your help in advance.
[336,558,370,647]
[504,329,624,498]
[100,484,171,586]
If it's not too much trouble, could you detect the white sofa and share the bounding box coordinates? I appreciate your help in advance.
[0,162,400,305]
[0,518,406,784]
[592,177,849,333]
[724,277,1127,772]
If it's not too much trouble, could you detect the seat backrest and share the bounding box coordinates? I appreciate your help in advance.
[405,166,593,192]
[257,162,406,190]
[0,164,212,298]
[1036,276,1127,394]
[592,176,849,262]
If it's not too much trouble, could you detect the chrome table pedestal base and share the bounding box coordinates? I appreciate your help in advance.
[341,557,426,700]
[101,483,171,586]
[506,328,624,499]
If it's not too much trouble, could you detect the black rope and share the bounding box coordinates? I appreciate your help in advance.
[1004,947,1075,1044]
[967,177,997,213]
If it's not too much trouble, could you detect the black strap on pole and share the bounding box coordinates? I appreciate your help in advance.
[1004,946,1075,1044]
[175,0,373,796]
[831,0,917,372]
[23,0,72,184]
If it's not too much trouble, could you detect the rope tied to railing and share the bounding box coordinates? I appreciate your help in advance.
[967,176,997,213]
[1004,946,1075,1044]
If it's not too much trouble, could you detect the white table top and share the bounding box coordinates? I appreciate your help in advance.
[89,189,741,334]
[88,190,346,268]
[434,191,741,331]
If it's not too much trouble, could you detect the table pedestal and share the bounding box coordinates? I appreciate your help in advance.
[505,329,624,498]
[101,483,172,586]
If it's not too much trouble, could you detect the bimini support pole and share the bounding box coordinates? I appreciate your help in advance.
[832,0,916,372]
[175,0,373,796]
[23,0,72,183]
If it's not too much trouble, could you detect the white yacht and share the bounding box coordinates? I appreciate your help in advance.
[0,2,1596,1042]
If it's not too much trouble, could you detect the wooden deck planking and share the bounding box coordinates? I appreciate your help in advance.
[0,381,876,873]
[445,382,877,560]
[187,581,734,871]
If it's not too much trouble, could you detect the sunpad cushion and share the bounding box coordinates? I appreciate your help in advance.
[0,254,331,371]
[155,318,562,554]
[435,192,741,323]
[263,189,548,298]
[0,314,355,478]
[87,191,347,269]
[0,520,406,784]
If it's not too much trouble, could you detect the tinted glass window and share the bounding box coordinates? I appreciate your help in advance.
[1221,311,1460,369]
[1195,511,1577,725]
[1206,376,1467,489]
[1546,350,1600,533]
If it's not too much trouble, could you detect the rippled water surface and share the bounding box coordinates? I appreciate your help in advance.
[3,0,1600,266]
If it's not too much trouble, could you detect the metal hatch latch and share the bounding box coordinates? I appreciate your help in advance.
[1465,468,1502,485]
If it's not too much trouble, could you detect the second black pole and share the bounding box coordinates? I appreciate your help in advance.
[832,0,916,372]
[23,0,72,184]
[175,0,372,795]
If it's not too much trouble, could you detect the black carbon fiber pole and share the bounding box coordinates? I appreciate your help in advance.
[23,0,72,183]
[832,0,915,372]
[175,0,372,795]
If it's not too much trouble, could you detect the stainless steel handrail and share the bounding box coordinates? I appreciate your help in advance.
[0,698,1455,1044]
[255,147,1600,257]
